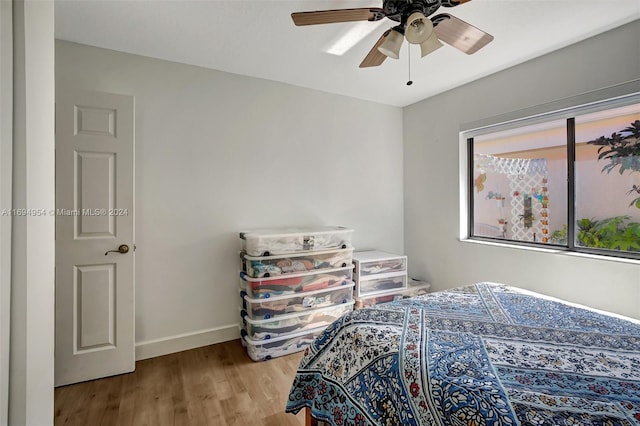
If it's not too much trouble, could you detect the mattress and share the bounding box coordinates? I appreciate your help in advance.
[286,282,640,425]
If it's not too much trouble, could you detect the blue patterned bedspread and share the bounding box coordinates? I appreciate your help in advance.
[286,283,640,425]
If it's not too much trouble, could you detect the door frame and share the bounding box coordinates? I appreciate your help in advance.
[0,1,14,423]
[5,1,56,424]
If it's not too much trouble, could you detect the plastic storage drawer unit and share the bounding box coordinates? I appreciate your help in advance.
[353,251,407,277]
[239,266,353,299]
[241,302,354,340]
[355,293,403,309]
[240,226,353,256]
[355,280,431,309]
[357,272,407,297]
[405,279,431,297]
[240,283,354,320]
[240,248,353,278]
[241,326,326,362]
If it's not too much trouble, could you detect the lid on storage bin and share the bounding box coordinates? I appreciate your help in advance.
[353,250,406,262]
[239,226,353,240]
[239,247,353,261]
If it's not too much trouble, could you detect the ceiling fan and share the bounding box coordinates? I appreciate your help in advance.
[291,0,494,68]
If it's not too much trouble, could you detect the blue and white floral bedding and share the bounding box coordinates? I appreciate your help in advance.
[286,283,640,425]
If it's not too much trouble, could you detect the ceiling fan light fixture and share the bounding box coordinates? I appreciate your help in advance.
[377,29,404,59]
[405,12,434,44]
[419,31,443,57]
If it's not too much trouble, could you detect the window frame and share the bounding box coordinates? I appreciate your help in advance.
[460,85,640,261]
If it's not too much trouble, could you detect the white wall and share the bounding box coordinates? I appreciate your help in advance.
[55,41,404,358]
[10,0,55,424]
[404,20,640,319]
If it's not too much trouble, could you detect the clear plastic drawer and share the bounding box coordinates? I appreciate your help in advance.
[356,272,407,297]
[355,292,403,309]
[240,282,354,320]
[240,248,353,278]
[239,266,353,299]
[241,326,326,361]
[241,302,353,340]
[405,279,431,297]
[354,279,431,308]
[240,226,353,256]
[353,251,407,277]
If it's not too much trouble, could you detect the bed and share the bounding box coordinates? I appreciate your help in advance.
[286,282,640,425]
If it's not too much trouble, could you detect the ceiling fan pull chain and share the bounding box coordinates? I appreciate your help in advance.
[407,44,413,86]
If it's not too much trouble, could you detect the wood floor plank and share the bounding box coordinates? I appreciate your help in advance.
[54,339,306,426]
[55,380,93,425]
[264,411,306,426]
[114,372,137,425]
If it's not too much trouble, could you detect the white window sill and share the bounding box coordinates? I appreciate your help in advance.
[460,237,640,266]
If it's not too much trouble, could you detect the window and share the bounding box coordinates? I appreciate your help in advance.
[467,94,640,260]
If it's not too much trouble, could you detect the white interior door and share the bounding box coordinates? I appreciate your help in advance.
[55,89,135,386]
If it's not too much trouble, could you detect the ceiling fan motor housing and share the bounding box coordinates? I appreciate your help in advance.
[382,0,442,23]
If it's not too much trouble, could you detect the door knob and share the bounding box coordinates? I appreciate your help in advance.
[105,244,130,255]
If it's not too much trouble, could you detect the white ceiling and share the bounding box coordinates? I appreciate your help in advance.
[55,0,640,107]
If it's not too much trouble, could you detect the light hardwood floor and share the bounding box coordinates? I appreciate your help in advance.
[54,339,307,426]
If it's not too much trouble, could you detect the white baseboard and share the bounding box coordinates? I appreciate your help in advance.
[135,323,240,361]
